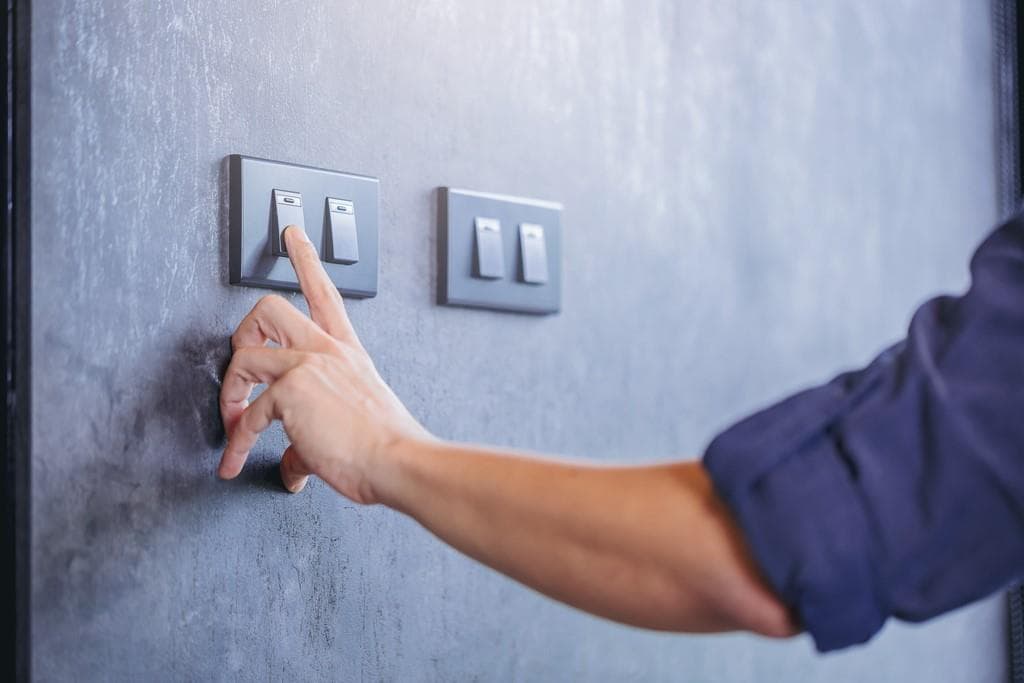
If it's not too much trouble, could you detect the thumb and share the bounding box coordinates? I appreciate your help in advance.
[280,445,311,493]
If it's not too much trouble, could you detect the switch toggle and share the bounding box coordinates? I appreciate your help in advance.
[271,189,304,256]
[474,217,505,279]
[325,198,359,265]
[519,223,549,284]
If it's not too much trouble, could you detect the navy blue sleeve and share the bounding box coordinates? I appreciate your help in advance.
[703,213,1024,652]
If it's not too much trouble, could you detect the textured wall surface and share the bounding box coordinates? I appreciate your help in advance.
[31,1,1003,680]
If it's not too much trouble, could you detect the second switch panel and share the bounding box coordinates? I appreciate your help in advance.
[439,187,562,314]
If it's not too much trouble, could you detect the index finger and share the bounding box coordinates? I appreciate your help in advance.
[283,226,358,342]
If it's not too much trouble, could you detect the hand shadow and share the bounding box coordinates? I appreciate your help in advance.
[166,329,293,495]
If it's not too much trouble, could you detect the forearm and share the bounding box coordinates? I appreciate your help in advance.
[365,438,797,637]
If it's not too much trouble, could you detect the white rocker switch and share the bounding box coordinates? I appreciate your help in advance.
[519,222,549,284]
[474,217,505,279]
[271,189,304,256]
[325,198,359,265]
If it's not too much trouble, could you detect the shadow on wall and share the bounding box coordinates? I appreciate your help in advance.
[32,329,290,620]
[172,331,292,495]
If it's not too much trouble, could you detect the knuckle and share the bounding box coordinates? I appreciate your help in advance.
[279,365,313,394]
[295,351,321,372]
[223,355,242,381]
[337,344,358,365]
[236,403,255,429]
[255,293,285,314]
[227,347,258,376]
[231,346,257,364]
[307,351,334,372]
[229,326,253,351]
[293,362,322,383]
[339,343,371,370]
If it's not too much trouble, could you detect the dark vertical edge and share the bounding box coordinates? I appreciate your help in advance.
[995,0,1024,681]
[1010,0,1024,681]
[1017,0,1024,206]
[436,187,449,305]
[372,177,379,297]
[228,154,242,285]
[2,0,30,680]
[1012,584,1024,683]
[996,0,1021,218]
[553,207,562,314]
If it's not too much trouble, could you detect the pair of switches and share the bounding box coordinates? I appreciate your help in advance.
[271,188,359,264]
[474,217,549,284]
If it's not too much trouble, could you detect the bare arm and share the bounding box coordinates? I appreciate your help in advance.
[376,441,796,636]
[218,227,797,639]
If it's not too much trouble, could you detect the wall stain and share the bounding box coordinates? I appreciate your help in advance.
[172,330,231,449]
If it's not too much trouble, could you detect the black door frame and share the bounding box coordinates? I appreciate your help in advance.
[2,0,32,680]
[1009,2,1024,674]
[993,1,1023,680]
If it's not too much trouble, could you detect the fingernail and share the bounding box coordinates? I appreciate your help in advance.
[284,225,309,242]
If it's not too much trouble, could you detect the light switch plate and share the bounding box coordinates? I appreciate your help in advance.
[228,155,379,298]
[439,188,562,314]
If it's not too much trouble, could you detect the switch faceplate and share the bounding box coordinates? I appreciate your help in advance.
[439,188,562,314]
[474,217,505,279]
[228,155,379,298]
[325,198,359,265]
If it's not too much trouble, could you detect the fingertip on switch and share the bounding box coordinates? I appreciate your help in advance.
[282,225,308,244]
[272,189,305,256]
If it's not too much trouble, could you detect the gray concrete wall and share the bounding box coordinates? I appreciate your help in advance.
[30,0,1004,680]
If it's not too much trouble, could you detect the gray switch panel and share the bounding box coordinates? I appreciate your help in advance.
[271,189,304,256]
[474,217,505,279]
[519,223,549,284]
[228,155,378,298]
[439,188,562,314]
[325,198,359,265]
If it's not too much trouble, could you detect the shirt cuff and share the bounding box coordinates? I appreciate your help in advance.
[703,376,891,652]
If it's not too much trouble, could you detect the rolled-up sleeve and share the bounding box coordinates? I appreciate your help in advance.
[704,213,1024,652]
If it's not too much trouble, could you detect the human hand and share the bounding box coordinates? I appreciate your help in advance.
[218,226,431,500]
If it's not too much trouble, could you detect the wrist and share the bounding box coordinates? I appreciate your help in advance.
[366,431,442,510]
